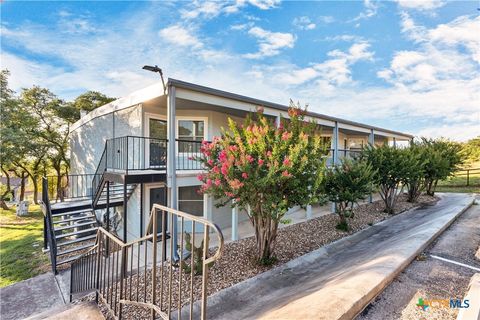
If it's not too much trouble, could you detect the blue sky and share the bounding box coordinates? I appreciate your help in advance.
[1,0,479,141]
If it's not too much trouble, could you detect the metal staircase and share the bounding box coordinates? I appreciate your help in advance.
[42,136,167,274]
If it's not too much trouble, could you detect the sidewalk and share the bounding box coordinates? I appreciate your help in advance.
[202,193,475,320]
[0,273,65,320]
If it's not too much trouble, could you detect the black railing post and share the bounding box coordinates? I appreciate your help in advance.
[106,181,110,256]
[126,136,129,175]
[95,236,102,304]
[42,179,48,250]
[43,217,48,250]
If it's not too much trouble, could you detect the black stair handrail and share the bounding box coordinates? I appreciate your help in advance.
[40,177,58,274]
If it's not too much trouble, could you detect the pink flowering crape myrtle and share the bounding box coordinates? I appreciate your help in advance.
[196,102,328,264]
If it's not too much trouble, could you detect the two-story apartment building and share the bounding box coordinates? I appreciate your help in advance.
[58,78,412,263]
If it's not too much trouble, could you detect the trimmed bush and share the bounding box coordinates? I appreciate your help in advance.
[360,144,411,214]
[421,138,463,195]
[323,158,376,231]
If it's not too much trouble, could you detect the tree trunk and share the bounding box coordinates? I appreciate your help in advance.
[0,199,9,210]
[19,171,26,201]
[32,175,39,204]
[253,214,279,264]
[0,166,12,208]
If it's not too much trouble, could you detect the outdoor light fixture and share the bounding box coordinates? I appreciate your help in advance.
[142,65,167,95]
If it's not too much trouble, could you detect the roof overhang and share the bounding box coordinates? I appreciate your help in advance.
[168,78,414,140]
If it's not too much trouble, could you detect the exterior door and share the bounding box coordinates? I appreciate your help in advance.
[149,118,167,168]
[149,186,168,235]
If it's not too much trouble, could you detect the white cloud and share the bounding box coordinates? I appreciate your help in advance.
[292,16,316,30]
[230,22,255,30]
[248,42,374,87]
[243,26,296,59]
[319,16,335,24]
[324,34,365,42]
[395,0,446,11]
[159,25,203,49]
[181,0,280,20]
[245,0,281,10]
[417,123,479,142]
[180,1,224,19]
[2,4,478,142]
[351,0,379,22]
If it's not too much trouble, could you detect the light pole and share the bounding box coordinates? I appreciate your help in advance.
[142,65,167,95]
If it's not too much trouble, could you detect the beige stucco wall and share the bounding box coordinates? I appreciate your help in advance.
[70,104,143,175]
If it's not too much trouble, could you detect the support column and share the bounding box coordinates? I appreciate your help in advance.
[139,183,144,237]
[369,129,375,203]
[123,182,127,242]
[393,137,397,148]
[204,194,213,221]
[231,200,238,241]
[333,121,339,165]
[331,122,339,213]
[167,85,179,261]
[306,205,312,219]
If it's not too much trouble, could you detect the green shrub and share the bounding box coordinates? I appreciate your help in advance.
[360,144,411,214]
[180,232,213,276]
[404,143,427,202]
[421,138,463,195]
[323,158,376,230]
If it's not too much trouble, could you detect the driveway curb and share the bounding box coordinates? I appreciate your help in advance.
[196,194,475,320]
[351,195,475,320]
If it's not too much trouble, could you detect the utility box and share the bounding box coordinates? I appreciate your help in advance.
[16,201,30,216]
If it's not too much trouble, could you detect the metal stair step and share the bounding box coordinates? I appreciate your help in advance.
[54,220,97,231]
[56,234,97,248]
[57,242,95,257]
[53,214,95,224]
[52,208,93,217]
[57,254,86,266]
[55,227,98,240]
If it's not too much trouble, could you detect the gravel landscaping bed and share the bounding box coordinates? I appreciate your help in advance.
[88,194,438,319]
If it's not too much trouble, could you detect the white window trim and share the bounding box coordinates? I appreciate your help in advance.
[145,112,167,137]
[144,113,167,169]
[176,116,209,140]
[177,185,207,220]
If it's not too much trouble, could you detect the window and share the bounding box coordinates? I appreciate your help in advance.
[178,119,205,154]
[178,186,204,217]
[149,118,167,140]
[178,120,204,142]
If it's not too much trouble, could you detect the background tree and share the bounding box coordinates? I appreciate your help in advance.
[1,69,116,204]
[18,87,72,201]
[70,91,116,120]
[422,138,463,195]
[0,70,38,204]
[360,144,411,214]
[460,137,480,165]
[323,158,376,231]
[196,104,328,264]
[403,142,427,202]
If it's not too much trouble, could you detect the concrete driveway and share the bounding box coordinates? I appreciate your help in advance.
[201,193,475,320]
[358,200,480,320]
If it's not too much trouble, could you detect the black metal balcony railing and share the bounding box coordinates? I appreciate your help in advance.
[105,136,168,173]
[46,174,99,201]
[176,139,204,170]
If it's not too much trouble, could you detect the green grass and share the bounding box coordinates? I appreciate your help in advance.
[0,204,50,288]
[436,166,480,194]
